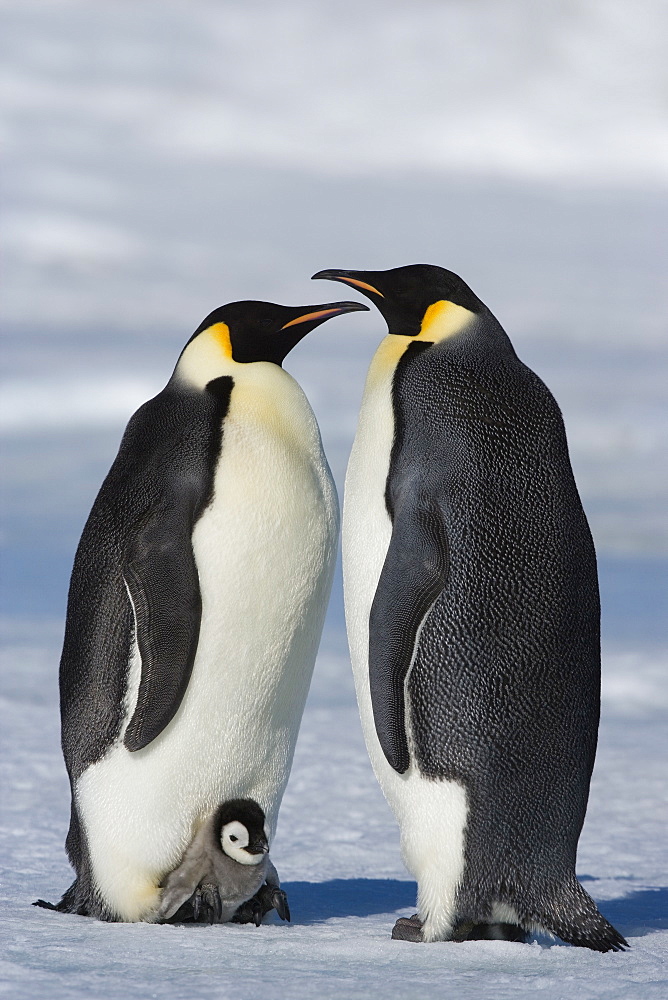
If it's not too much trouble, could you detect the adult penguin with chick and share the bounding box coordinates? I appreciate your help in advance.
[37,295,366,923]
[313,264,626,952]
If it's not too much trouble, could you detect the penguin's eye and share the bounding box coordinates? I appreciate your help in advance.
[229,835,238,842]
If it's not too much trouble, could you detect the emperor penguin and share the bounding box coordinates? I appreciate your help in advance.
[158,798,289,925]
[313,265,627,952]
[38,296,367,923]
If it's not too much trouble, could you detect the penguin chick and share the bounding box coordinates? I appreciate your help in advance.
[159,799,289,925]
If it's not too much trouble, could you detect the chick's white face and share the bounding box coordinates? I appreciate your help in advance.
[220,820,265,865]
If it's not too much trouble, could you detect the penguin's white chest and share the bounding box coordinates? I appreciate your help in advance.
[342,340,406,795]
[76,366,338,920]
[343,338,467,940]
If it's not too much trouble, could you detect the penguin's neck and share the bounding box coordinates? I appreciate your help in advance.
[174,327,319,456]
[175,324,236,389]
[364,335,413,394]
[365,302,476,389]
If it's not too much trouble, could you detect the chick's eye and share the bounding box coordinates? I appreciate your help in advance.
[229,835,238,842]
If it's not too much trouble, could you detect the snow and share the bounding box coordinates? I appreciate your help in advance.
[2,633,667,999]
[1,1,666,997]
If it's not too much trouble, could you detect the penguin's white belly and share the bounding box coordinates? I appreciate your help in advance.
[77,374,338,921]
[342,340,467,940]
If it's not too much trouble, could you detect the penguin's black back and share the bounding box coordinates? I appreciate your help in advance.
[387,319,600,908]
[59,375,233,785]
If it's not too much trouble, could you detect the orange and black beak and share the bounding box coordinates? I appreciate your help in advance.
[272,299,369,362]
[279,300,369,332]
[312,269,385,300]
[313,268,415,334]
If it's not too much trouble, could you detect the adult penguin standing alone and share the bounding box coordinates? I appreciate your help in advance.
[38,297,367,923]
[313,265,626,952]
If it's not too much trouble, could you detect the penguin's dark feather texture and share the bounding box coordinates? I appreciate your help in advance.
[372,312,625,951]
[369,490,449,773]
[60,376,233,771]
[122,509,202,752]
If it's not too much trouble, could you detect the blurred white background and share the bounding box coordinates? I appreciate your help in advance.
[2,1,666,628]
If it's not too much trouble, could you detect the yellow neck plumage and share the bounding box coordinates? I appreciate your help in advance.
[176,323,235,388]
[368,299,475,383]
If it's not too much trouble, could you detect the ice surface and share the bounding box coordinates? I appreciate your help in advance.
[2,628,667,1000]
[1,1,666,997]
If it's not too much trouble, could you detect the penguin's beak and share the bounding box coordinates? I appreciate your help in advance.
[279,300,368,331]
[312,269,385,299]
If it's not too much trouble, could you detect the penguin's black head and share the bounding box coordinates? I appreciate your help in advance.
[187,299,369,366]
[213,798,269,866]
[312,265,487,340]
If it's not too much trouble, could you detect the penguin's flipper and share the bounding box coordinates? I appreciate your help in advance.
[368,501,449,772]
[123,513,202,751]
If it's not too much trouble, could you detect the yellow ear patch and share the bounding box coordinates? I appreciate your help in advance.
[416,300,475,342]
[206,322,234,358]
[366,300,476,385]
[176,321,236,389]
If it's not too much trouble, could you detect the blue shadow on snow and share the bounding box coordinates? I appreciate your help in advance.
[281,878,416,923]
[578,877,668,939]
[282,877,668,940]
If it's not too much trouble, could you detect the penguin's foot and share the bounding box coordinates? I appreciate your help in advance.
[464,922,528,942]
[165,885,224,924]
[231,894,264,927]
[232,883,291,925]
[191,883,223,924]
[271,888,291,922]
[450,920,475,942]
[392,914,424,942]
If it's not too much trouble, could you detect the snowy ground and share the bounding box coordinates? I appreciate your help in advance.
[1,2,667,998]
[2,627,667,1000]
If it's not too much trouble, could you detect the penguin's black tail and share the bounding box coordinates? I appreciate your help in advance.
[531,876,628,953]
[32,879,94,917]
[33,896,77,913]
